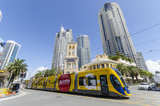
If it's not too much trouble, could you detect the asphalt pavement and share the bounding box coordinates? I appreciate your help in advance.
[0,86,160,106]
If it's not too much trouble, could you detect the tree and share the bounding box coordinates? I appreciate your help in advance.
[109,52,133,63]
[116,64,128,76]
[139,70,153,82]
[6,59,28,87]
[35,71,44,79]
[108,55,121,61]
[127,66,139,82]
[44,69,56,77]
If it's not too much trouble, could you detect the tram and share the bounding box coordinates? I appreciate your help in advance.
[28,66,131,97]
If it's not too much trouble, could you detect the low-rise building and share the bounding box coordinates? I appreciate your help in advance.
[80,54,136,71]
[0,70,9,88]
[64,42,79,74]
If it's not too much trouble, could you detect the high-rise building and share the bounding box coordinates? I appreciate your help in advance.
[64,42,79,74]
[98,2,137,62]
[77,35,91,68]
[136,52,148,71]
[52,26,73,72]
[0,40,21,69]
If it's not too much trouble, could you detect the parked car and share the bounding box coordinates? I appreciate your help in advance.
[148,83,156,90]
[138,83,150,90]
[138,83,156,90]
[150,83,160,91]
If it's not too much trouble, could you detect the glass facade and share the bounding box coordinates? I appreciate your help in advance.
[98,2,137,62]
[0,41,20,69]
[52,26,73,71]
[77,35,91,68]
[9,45,19,63]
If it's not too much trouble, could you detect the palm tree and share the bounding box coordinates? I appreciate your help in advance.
[139,69,153,82]
[127,66,139,83]
[44,69,56,77]
[116,64,128,76]
[6,59,28,87]
[127,66,132,81]
[109,52,133,63]
[35,71,44,79]
[108,55,121,61]
[6,63,15,83]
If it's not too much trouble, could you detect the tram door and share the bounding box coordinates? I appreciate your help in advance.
[100,75,108,95]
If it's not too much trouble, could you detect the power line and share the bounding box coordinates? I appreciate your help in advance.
[131,23,160,36]
[135,38,160,47]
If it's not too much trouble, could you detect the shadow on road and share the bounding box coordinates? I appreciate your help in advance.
[27,89,129,100]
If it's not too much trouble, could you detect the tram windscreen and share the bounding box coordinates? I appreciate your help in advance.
[120,77,128,87]
[112,68,128,87]
[110,75,121,89]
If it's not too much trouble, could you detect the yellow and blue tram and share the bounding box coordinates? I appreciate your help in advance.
[28,67,131,97]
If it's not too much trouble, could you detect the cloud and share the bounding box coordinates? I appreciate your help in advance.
[0,38,3,42]
[146,60,160,74]
[26,66,48,79]
[0,10,2,22]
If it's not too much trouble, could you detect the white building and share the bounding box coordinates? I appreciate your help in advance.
[80,54,136,71]
[64,42,79,74]
[52,26,73,72]
[154,71,160,84]
[0,40,21,69]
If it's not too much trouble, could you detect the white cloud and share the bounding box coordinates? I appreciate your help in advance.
[0,10,2,22]
[0,38,3,42]
[146,60,160,74]
[26,66,48,79]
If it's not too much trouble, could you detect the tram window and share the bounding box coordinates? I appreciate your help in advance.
[106,64,109,68]
[110,64,112,67]
[114,69,122,77]
[90,66,92,70]
[110,75,121,89]
[93,65,96,69]
[88,76,97,86]
[79,77,84,86]
[101,64,105,68]
[121,77,127,87]
[97,64,100,69]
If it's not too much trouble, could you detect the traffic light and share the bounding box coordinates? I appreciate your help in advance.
[20,72,27,78]
[0,42,6,47]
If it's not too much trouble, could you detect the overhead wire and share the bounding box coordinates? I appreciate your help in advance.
[130,22,160,53]
[131,23,160,36]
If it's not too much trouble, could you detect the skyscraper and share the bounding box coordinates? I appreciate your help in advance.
[98,2,137,62]
[0,40,21,69]
[52,26,73,72]
[77,35,91,68]
[136,52,148,71]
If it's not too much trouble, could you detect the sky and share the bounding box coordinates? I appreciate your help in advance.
[0,0,160,78]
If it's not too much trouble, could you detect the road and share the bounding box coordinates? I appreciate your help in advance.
[0,86,160,106]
